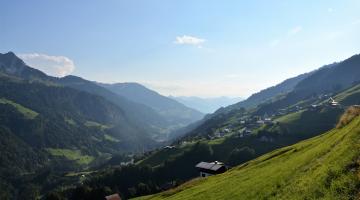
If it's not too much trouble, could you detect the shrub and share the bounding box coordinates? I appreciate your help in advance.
[336,106,360,128]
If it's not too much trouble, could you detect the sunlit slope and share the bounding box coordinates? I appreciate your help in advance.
[136,116,360,200]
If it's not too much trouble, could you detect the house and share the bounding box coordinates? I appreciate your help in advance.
[214,131,225,138]
[264,118,272,124]
[311,104,319,108]
[195,161,227,177]
[120,158,134,166]
[105,193,121,200]
[328,97,340,107]
[238,127,252,137]
[257,120,265,124]
[163,145,176,150]
[331,101,340,106]
[309,104,321,111]
[223,128,231,133]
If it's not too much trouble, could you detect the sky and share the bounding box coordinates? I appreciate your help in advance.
[1,0,360,97]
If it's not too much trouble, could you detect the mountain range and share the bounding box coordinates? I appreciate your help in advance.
[1,51,360,199]
[100,83,204,126]
[169,96,243,113]
[0,52,205,198]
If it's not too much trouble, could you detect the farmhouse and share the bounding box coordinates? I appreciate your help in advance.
[163,145,176,150]
[195,161,227,177]
[328,97,340,107]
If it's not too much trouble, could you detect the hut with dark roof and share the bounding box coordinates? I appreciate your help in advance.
[105,193,121,200]
[195,161,227,177]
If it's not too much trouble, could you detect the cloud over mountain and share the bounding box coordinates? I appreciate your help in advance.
[19,53,75,77]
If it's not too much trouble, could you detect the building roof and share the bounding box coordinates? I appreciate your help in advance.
[105,194,121,200]
[196,161,224,171]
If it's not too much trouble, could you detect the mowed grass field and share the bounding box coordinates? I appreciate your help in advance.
[135,116,360,200]
[0,97,38,119]
[46,148,95,165]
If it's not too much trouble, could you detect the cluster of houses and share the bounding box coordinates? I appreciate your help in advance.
[212,128,232,138]
[276,95,341,115]
[208,115,275,140]
[310,97,341,111]
[119,159,134,166]
[207,96,343,141]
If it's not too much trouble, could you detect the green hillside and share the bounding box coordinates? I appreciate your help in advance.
[0,72,160,199]
[0,98,38,119]
[139,102,344,170]
[136,112,360,200]
[120,85,360,200]
[58,75,172,141]
[334,83,360,105]
[229,72,310,110]
[255,54,360,116]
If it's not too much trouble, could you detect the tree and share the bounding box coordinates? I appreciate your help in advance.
[227,147,255,166]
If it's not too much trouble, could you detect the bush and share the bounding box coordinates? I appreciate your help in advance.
[227,147,255,166]
[336,106,360,128]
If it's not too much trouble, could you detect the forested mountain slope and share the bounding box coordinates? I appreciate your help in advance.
[230,72,310,110]
[256,54,360,115]
[58,76,170,141]
[180,54,360,140]
[0,52,163,198]
[0,52,192,142]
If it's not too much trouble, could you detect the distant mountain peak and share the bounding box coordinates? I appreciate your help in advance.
[4,51,17,56]
[0,51,26,65]
[0,52,48,80]
[0,52,27,74]
[61,75,87,82]
[112,82,148,90]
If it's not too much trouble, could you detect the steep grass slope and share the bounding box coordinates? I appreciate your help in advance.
[136,114,360,200]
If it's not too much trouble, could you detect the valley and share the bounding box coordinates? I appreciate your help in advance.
[1,3,360,198]
[20,53,359,200]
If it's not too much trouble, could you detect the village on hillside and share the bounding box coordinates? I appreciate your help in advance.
[202,95,343,142]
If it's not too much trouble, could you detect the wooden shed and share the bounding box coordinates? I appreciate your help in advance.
[195,161,227,177]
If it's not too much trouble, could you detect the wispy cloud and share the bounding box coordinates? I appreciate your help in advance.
[288,26,303,35]
[327,8,334,13]
[19,53,75,77]
[174,35,206,47]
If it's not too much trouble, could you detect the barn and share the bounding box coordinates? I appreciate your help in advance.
[195,161,227,177]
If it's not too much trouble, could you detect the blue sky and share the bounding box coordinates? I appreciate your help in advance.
[1,0,360,97]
